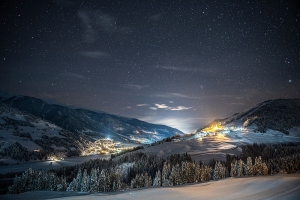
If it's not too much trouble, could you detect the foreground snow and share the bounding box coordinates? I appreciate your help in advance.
[2,174,300,200]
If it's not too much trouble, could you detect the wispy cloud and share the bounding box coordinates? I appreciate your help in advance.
[122,84,150,90]
[154,92,201,99]
[169,106,192,111]
[136,104,149,107]
[154,103,192,111]
[155,104,169,109]
[80,51,109,58]
[153,92,238,100]
[60,72,86,80]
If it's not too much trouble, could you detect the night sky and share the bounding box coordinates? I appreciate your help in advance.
[1,0,299,132]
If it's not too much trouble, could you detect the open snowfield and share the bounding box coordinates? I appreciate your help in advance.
[141,126,300,163]
[2,174,300,200]
[141,136,240,163]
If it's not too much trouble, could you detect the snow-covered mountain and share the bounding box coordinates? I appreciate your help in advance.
[198,99,300,135]
[0,93,183,144]
[188,98,300,148]
[0,104,92,161]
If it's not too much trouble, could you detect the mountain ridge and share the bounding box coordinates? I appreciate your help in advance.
[198,98,300,135]
[0,93,183,144]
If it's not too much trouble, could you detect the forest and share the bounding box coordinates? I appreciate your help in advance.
[2,142,300,194]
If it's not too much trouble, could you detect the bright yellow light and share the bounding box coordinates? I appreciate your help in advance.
[202,123,223,133]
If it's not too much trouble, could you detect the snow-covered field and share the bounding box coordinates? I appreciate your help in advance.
[140,125,300,163]
[141,136,240,163]
[2,174,300,200]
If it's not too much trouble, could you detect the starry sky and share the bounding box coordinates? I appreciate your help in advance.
[1,0,299,132]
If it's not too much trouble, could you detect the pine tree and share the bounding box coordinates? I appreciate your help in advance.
[104,170,111,192]
[67,169,82,191]
[262,162,269,175]
[194,164,201,183]
[162,162,171,186]
[254,156,263,175]
[98,169,106,192]
[144,172,152,187]
[81,169,90,192]
[66,178,77,191]
[230,161,237,177]
[153,170,161,186]
[213,162,225,180]
[89,168,98,193]
[246,157,253,176]
[237,159,244,177]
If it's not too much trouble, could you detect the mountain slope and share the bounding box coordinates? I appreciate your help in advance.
[0,104,91,161]
[199,99,300,135]
[0,94,183,144]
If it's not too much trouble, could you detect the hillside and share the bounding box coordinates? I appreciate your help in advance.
[0,104,91,161]
[198,99,300,135]
[0,93,183,144]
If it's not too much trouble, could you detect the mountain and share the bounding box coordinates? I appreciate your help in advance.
[0,93,183,144]
[198,99,300,135]
[0,104,92,161]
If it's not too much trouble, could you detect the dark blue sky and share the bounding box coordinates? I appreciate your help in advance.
[1,0,299,132]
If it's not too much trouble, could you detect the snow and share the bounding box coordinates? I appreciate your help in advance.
[140,124,300,163]
[2,174,300,200]
[140,136,240,163]
[224,124,300,144]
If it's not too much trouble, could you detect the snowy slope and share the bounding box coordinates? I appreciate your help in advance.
[0,93,183,144]
[142,99,300,163]
[223,99,300,134]
[0,104,91,156]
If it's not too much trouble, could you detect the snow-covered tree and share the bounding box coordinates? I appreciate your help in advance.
[230,160,237,177]
[246,157,253,176]
[153,170,161,186]
[162,162,171,186]
[81,169,90,192]
[89,168,98,193]
[237,159,244,177]
[98,169,106,192]
[213,162,225,180]
[67,169,82,191]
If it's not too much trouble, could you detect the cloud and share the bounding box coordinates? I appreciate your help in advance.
[169,106,192,111]
[154,103,192,111]
[153,92,239,100]
[155,104,169,109]
[80,51,109,58]
[61,72,86,80]
[136,104,149,107]
[149,107,157,110]
[154,92,201,99]
[122,84,150,90]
